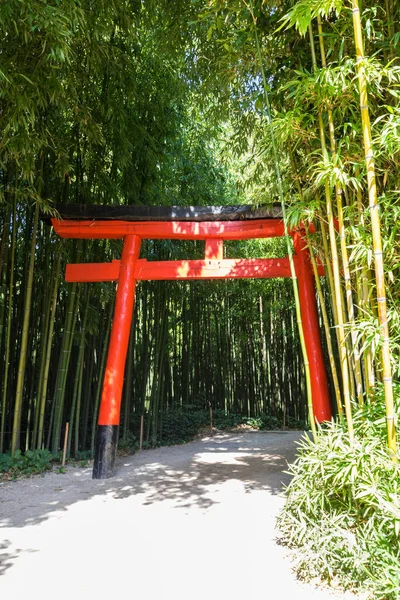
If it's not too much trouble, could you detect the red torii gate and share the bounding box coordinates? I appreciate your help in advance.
[50,204,331,479]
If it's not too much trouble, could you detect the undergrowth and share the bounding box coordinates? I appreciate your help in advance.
[159,409,304,445]
[119,409,306,452]
[277,385,400,600]
[0,449,54,479]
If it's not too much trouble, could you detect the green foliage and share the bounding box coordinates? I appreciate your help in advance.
[278,392,400,599]
[0,449,53,478]
[150,409,305,447]
[118,433,139,453]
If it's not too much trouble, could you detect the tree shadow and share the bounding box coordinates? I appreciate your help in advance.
[0,541,22,576]
[111,432,297,508]
[0,431,302,529]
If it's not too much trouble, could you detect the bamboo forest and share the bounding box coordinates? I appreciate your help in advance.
[1,0,400,598]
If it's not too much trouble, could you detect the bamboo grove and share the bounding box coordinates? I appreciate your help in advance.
[0,0,399,458]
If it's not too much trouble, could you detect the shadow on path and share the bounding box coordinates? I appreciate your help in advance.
[0,431,302,531]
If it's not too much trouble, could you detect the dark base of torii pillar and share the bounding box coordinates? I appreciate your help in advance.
[93,425,119,479]
[92,234,141,479]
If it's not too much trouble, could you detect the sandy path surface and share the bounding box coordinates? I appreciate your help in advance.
[0,431,355,600]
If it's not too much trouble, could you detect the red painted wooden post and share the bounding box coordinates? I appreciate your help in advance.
[205,239,223,260]
[292,231,332,422]
[93,234,141,479]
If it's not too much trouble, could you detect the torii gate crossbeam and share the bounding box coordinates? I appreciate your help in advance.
[49,204,331,479]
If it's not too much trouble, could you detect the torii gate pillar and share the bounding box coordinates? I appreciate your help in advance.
[293,231,331,423]
[92,235,141,478]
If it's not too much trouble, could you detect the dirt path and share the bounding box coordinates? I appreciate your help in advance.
[1,431,355,599]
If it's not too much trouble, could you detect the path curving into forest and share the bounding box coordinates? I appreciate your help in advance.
[0,431,356,599]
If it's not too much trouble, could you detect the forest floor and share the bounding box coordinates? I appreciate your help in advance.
[0,431,359,600]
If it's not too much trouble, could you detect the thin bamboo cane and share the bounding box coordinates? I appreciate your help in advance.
[308,24,354,440]
[289,149,342,417]
[351,0,397,456]
[355,166,375,395]
[0,207,9,354]
[251,3,317,438]
[67,291,89,457]
[90,302,113,456]
[37,253,61,449]
[319,220,340,343]
[11,201,40,455]
[316,16,364,406]
[32,246,53,449]
[0,194,16,453]
[51,282,80,453]
[305,229,343,416]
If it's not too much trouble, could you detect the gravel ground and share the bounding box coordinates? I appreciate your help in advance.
[0,431,357,600]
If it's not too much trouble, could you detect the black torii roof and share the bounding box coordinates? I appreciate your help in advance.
[44,203,283,222]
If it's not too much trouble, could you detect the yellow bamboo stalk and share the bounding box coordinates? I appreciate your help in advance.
[288,146,343,418]
[355,166,375,396]
[316,16,364,406]
[309,25,354,440]
[319,220,340,342]
[351,0,396,456]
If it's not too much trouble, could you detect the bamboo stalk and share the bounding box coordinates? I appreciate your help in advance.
[316,16,364,406]
[0,194,16,453]
[51,282,80,453]
[0,206,10,355]
[309,24,354,440]
[351,0,397,456]
[11,201,40,455]
[62,422,69,467]
[90,302,113,457]
[251,4,317,438]
[355,166,375,396]
[139,415,144,450]
[289,148,342,417]
[306,229,343,416]
[37,253,61,449]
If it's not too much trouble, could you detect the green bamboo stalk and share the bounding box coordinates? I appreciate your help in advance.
[250,2,317,438]
[0,207,9,354]
[306,233,343,417]
[355,166,375,396]
[90,302,113,456]
[37,253,61,449]
[0,195,16,453]
[289,147,343,417]
[11,201,40,455]
[319,220,340,344]
[67,291,89,457]
[32,238,53,448]
[309,24,354,440]
[51,282,80,453]
[316,16,364,406]
[122,315,135,442]
[351,0,397,456]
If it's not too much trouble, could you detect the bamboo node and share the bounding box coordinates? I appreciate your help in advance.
[383,377,392,383]
[376,297,386,302]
